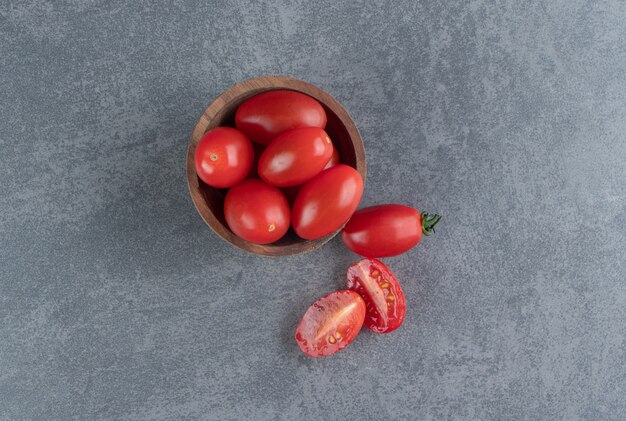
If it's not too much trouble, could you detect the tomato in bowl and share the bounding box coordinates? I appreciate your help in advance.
[187,76,366,256]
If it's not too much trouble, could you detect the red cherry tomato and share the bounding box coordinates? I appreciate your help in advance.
[258,127,333,187]
[283,142,339,212]
[341,204,441,257]
[324,143,341,169]
[235,90,327,145]
[224,179,290,244]
[292,164,364,240]
[194,127,254,188]
[347,258,406,334]
[295,290,366,358]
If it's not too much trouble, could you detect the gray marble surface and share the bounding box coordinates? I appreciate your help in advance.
[1,1,625,420]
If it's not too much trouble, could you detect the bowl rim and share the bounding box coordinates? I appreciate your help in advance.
[186,75,366,256]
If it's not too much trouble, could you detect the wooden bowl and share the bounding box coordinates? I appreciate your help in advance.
[186,76,366,256]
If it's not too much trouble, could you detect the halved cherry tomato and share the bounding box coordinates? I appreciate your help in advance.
[295,290,366,358]
[235,90,327,145]
[258,127,333,187]
[347,258,406,334]
[224,179,290,244]
[341,204,441,257]
[292,164,364,240]
[324,144,341,169]
[194,127,254,188]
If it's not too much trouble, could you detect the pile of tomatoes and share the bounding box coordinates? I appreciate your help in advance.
[195,89,441,358]
[195,90,362,243]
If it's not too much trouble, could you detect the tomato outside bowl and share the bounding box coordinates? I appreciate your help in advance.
[187,75,367,256]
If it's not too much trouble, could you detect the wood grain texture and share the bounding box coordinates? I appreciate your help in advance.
[187,75,366,256]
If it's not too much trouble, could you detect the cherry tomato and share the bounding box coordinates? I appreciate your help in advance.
[235,90,327,145]
[194,127,254,188]
[324,143,341,169]
[292,164,364,240]
[347,258,406,334]
[295,290,366,358]
[282,141,339,213]
[258,127,333,187]
[341,204,441,257]
[224,179,290,244]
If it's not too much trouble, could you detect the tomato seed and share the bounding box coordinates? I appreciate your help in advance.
[380,282,390,288]
[387,294,395,301]
[328,335,336,344]
[371,270,380,277]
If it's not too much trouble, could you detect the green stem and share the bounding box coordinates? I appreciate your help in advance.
[421,212,442,236]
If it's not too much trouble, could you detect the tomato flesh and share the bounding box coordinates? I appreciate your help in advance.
[224,179,290,244]
[347,258,406,334]
[194,127,254,188]
[235,90,327,145]
[342,204,423,257]
[258,127,333,187]
[292,164,364,240]
[295,290,366,358]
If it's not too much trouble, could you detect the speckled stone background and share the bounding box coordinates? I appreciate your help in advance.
[1,1,625,420]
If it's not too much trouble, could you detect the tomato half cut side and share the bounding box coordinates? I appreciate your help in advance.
[346,258,406,334]
[295,290,366,358]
